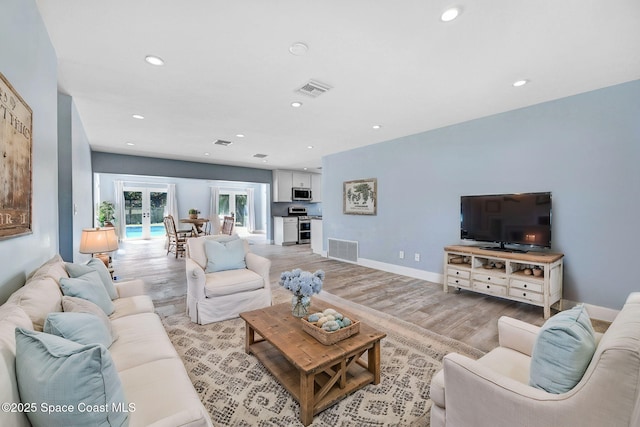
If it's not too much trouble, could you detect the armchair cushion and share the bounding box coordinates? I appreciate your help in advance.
[529,304,596,394]
[204,238,246,273]
[204,269,265,297]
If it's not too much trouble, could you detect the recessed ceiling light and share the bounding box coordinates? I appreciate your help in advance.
[513,79,529,87]
[441,7,461,22]
[289,42,309,56]
[307,145,314,149]
[291,101,303,108]
[372,125,382,129]
[204,152,210,156]
[236,134,245,138]
[126,142,135,146]
[144,55,165,66]
[132,114,144,120]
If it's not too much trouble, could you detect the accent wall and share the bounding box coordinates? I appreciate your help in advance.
[323,79,640,311]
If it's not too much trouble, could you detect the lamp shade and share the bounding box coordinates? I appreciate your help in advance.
[79,227,119,254]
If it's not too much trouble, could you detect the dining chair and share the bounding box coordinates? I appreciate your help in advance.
[163,215,190,258]
[221,216,235,235]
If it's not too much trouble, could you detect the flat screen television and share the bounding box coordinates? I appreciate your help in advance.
[460,192,552,250]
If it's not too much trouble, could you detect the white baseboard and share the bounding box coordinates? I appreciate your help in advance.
[358,258,443,284]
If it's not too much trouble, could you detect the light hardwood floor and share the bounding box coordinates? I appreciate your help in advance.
[112,238,607,353]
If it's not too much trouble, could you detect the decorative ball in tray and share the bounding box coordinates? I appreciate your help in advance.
[303,308,360,345]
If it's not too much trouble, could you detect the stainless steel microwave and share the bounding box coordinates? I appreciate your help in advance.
[292,187,312,201]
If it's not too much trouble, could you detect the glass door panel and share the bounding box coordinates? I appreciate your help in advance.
[123,187,167,239]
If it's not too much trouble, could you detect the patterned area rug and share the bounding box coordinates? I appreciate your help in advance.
[162,289,484,426]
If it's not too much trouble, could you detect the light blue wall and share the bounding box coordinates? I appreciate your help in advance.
[0,0,60,303]
[323,80,640,310]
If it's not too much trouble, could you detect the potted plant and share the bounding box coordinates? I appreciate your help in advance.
[188,208,199,219]
[97,201,115,227]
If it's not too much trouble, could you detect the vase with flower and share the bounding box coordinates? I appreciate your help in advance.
[279,268,325,317]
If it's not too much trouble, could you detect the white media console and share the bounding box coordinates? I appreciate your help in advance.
[443,245,564,319]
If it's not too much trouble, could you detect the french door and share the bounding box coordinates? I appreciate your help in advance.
[218,191,247,227]
[123,187,167,239]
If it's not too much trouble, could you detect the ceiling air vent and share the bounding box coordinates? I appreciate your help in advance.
[295,80,332,98]
[214,139,232,146]
[253,154,268,158]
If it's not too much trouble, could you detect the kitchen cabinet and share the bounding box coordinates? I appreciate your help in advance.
[274,216,298,245]
[273,170,293,202]
[311,173,322,202]
[292,172,311,188]
[273,170,321,202]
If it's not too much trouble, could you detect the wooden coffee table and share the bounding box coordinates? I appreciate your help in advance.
[240,302,386,426]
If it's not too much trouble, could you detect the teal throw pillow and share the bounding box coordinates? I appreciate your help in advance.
[529,304,596,393]
[66,258,118,300]
[15,328,128,427]
[44,312,113,348]
[60,271,115,316]
[62,295,118,342]
[204,237,247,273]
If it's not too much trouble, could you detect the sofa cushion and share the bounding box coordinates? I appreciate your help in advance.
[204,268,265,297]
[7,277,63,331]
[110,295,155,320]
[187,234,242,270]
[204,237,247,273]
[529,304,596,393]
[44,312,113,348]
[62,296,118,342]
[66,258,118,300]
[60,271,115,316]
[15,328,128,427]
[118,358,211,427]
[109,313,179,371]
[27,254,68,284]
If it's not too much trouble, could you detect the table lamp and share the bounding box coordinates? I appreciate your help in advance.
[79,227,119,267]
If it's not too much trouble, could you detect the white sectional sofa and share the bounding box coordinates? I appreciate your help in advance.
[0,254,213,427]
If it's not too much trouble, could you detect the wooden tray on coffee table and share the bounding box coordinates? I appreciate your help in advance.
[240,302,386,426]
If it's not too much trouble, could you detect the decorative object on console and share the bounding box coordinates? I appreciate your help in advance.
[279,268,324,317]
[79,227,118,267]
[343,178,377,215]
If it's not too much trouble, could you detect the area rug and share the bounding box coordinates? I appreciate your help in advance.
[162,289,484,426]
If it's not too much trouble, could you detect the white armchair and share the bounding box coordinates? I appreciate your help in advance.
[430,293,640,427]
[185,235,271,324]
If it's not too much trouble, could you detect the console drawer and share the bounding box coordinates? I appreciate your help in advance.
[510,279,543,294]
[472,273,507,286]
[509,287,544,303]
[474,282,507,297]
[448,276,471,289]
[447,268,470,279]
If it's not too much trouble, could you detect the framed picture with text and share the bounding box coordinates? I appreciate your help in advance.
[343,178,377,215]
[0,72,33,239]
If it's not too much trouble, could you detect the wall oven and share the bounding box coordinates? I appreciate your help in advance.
[298,217,311,243]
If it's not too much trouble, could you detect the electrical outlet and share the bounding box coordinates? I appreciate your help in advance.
[414,253,420,262]
[399,251,404,259]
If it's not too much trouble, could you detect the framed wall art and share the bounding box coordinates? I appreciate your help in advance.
[343,178,377,215]
[0,72,33,239]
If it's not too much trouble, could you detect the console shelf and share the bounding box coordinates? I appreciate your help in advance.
[444,245,564,319]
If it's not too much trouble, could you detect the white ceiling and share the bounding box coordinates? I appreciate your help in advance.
[35,0,640,172]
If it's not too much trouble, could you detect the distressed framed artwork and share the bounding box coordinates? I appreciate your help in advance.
[343,178,377,215]
[0,72,33,239]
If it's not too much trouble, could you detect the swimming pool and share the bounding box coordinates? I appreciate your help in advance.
[125,225,166,239]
